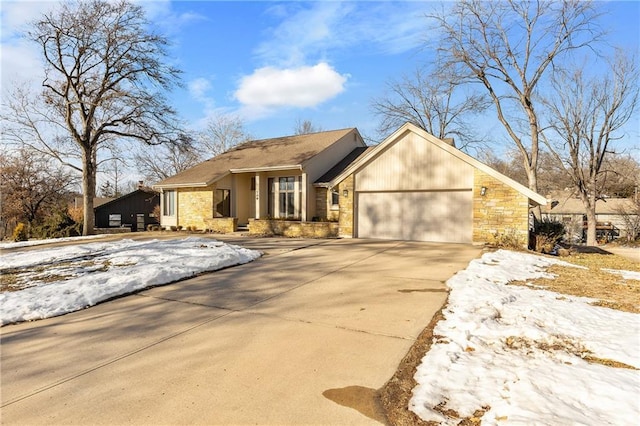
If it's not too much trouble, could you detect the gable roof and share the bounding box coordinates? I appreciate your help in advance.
[154,128,358,188]
[544,196,636,215]
[314,146,372,186]
[93,189,159,211]
[326,122,547,206]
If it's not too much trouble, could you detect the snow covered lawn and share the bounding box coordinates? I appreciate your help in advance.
[410,249,640,425]
[0,237,261,325]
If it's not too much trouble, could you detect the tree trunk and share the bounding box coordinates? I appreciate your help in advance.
[578,188,598,246]
[81,146,97,236]
[584,207,597,246]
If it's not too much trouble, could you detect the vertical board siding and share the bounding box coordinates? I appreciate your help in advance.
[355,132,474,192]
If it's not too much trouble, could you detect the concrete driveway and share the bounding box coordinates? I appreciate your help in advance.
[1,237,481,425]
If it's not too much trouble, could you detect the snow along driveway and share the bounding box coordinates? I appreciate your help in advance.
[410,249,640,425]
[0,237,261,325]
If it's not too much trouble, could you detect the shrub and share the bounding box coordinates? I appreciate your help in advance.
[534,218,566,253]
[32,210,82,239]
[492,228,525,249]
[12,222,28,242]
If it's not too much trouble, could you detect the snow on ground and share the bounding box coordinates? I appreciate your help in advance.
[602,268,640,281]
[0,238,261,325]
[0,234,108,249]
[410,249,640,425]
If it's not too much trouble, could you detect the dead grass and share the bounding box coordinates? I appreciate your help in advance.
[509,251,640,313]
[380,248,639,425]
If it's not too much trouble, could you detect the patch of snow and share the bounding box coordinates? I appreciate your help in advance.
[602,268,640,281]
[0,238,261,325]
[0,234,108,249]
[410,249,640,425]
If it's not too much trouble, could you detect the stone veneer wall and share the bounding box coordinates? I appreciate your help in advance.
[473,170,530,247]
[249,219,338,238]
[314,188,339,222]
[338,175,355,238]
[177,186,214,230]
[204,217,237,233]
[315,188,328,220]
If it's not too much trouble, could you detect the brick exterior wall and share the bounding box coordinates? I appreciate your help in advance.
[338,175,354,238]
[473,170,530,247]
[177,186,214,230]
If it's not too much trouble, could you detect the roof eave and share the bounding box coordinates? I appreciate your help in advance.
[230,165,303,173]
[325,123,547,205]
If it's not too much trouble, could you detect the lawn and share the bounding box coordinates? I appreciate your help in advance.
[382,247,640,425]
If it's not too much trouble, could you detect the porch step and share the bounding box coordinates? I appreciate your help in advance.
[236,224,249,232]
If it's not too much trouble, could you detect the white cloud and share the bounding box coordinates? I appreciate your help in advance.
[255,2,429,66]
[234,62,348,112]
[188,77,212,100]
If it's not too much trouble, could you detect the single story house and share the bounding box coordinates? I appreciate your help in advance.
[154,123,547,247]
[543,195,639,242]
[94,188,159,232]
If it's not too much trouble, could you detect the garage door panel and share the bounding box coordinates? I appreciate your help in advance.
[357,191,472,243]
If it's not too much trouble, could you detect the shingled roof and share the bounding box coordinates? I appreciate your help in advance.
[544,196,636,215]
[154,128,357,188]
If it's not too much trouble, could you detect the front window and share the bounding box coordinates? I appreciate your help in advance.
[330,189,340,209]
[108,214,121,227]
[268,176,301,219]
[215,189,231,217]
[163,190,176,216]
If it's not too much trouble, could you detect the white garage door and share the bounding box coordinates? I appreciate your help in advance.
[356,191,472,243]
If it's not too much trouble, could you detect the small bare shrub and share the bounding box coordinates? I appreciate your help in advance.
[492,229,525,249]
[12,222,28,242]
[534,218,565,253]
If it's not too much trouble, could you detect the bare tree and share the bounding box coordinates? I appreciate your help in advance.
[615,198,640,243]
[599,154,640,198]
[1,0,183,235]
[430,0,602,193]
[481,148,572,195]
[542,53,639,245]
[99,156,127,198]
[0,148,78,238]
[294,118,323,135]
[135,135,201,184]
[371,66,488,152]
[198,114,252,157]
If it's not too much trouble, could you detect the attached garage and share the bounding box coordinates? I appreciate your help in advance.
[356,191,473,243]
[316,122,547,248]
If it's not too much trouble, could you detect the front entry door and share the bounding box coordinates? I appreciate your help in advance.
[136,214,145,232]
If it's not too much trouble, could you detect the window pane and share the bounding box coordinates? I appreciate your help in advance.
[331,190,339,206]
[279,192,286,217]
[268,178,274,217]
[215,189,231,217]
[286,192,294,217]
[163,191,175,216]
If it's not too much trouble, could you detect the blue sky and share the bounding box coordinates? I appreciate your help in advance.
[1,0,639,147]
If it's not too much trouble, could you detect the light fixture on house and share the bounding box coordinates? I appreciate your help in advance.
[343,189,349,197]
[481,186,487,196]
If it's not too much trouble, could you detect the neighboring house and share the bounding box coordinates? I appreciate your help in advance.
[73,197,114,209]
[154,123,547,247]
[542,195,639,242]
[94,188,159,232]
